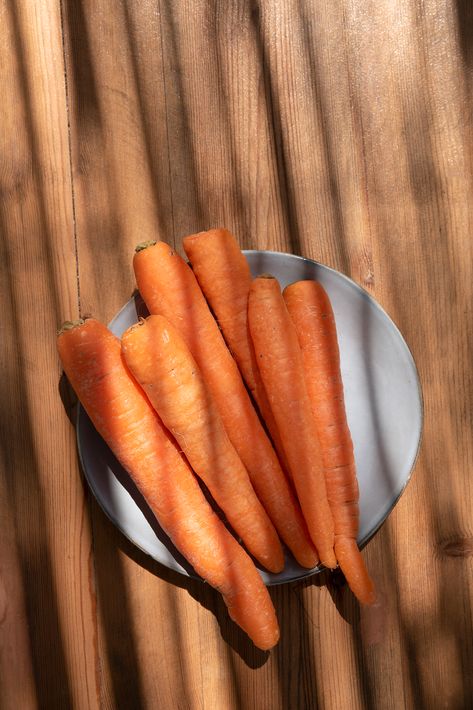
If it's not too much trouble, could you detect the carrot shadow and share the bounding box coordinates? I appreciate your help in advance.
[58,371,78,425]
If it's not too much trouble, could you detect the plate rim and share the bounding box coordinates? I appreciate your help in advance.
[75,249,424,586]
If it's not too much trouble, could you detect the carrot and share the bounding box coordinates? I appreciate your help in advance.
[183,228,290,474]
[133,241,318,569]
[121,314,284,573]
[57,318,280,649]
[283,280,376,604]
[248,275,337,569]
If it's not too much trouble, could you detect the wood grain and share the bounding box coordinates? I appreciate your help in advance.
[1,0,472,707]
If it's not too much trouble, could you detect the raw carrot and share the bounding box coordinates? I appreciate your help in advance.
[183,228,289,473]
[248,275,337,569]
[283,280,376,604]
[133,241,318,569]
[57,318,280,649]
[121,314,284,573]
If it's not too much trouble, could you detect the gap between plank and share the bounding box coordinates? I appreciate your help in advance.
[157,0,176,246]
[59,0,82,319]
[58,2,102,704]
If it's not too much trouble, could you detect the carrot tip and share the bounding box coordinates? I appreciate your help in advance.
[57,319,85,336]
[362,590,378,606]
[257,273,276,280]
[135,240,157,253]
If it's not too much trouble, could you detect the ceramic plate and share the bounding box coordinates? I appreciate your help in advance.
[77,250,423,585]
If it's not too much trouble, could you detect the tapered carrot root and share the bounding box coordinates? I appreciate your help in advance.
[183,228,290,474]
[248,276,336,569]
[121,314,284,573]
[57,318,280,649]
[334,539,376,606]
[284,280,376,604]
[133,241,319,569]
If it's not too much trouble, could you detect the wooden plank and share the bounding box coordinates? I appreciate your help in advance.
[62,2,228,707]
[61,6,199,700]
[0,1,99,707]
[62,1,304,706]
[155,0,292,251]
[61,0,174,321]
[0,480,36,709]
[61,0,473,708]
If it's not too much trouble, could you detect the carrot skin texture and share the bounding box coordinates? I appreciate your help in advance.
[183,229,290,473]
[57,318,280,649]
[121,314,284,574]
[248,277,336,569]
[283,280,376,605]
[133,242,318,569]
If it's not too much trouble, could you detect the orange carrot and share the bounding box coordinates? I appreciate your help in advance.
[284,280,376,604]
[183,228,289,473]
[121,314,284,573]
[133,241,318,569]
[248,275,337,569]
[57,318,280,649]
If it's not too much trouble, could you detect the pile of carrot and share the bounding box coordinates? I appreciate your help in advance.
[57,227,375,651]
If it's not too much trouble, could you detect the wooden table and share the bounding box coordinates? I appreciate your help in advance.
[1,1,472,708]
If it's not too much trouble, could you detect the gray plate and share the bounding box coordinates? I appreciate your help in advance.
[77,250,423,585]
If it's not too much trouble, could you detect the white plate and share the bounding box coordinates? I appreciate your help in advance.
[77,250,423,585]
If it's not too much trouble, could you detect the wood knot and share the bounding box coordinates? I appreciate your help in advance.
[438,537,473,558]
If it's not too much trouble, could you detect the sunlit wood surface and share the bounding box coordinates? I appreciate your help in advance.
[1,1,472,708]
